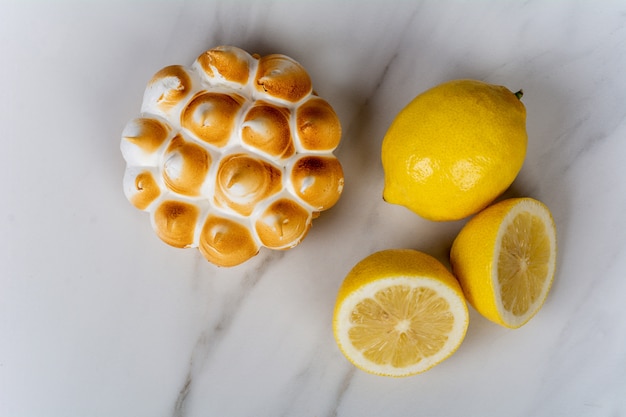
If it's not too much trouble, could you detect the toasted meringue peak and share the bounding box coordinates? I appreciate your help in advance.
[121,46,344,266]
[290,156,344,210]
[124,167,161,211]
[121,117,172,167]
[195,45,253,85]
[181,91,243,148]
[162,135,211,197]
[214,154,282,216]
[152,200,200,248]
[142,65,193,116]
[255,54,312,103]
[122,117,171,154]
[199,215,259,267]
[296,97,341,151]
[255,198,311,250]
[242,103,295,159]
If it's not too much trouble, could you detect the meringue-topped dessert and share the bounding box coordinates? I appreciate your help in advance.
[121,46,344,267]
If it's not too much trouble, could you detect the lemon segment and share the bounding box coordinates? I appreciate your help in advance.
[333,249,469,377]
[450,198,557,328]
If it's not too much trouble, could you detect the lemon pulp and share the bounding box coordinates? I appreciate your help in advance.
[498,210,552,318]
[348,283,454,368]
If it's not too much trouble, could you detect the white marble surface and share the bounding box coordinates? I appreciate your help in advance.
[1,1,625,416]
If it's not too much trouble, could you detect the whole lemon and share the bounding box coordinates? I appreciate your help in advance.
[381,79,527,221]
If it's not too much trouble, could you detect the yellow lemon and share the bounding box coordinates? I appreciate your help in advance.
[333,249,469,377]
[450,198,557,328]
[381,79,527,221]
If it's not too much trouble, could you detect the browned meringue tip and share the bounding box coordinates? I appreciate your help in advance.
[255,54,312,103]
[296,97,341,151]
[124,168,162,211]
[255,198,311,250]
[162,135,211,197]
[214,153,282,216]
[199,214,259,267]
[143,65,193,112]
[195,46,253,85]
[241,102,295,159]
[181,91,244,148]
[152,200,200,248]
[290,156,344,211]
[122,117,171,155]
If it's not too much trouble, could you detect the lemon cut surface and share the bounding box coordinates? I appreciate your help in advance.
[333,250,468,377]
[450,198,557,328]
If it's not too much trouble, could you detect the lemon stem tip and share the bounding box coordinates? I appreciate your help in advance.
[514,90,524,100]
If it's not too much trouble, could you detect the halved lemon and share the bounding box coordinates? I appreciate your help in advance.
[450,197,557,328]
[333,249,469,377]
